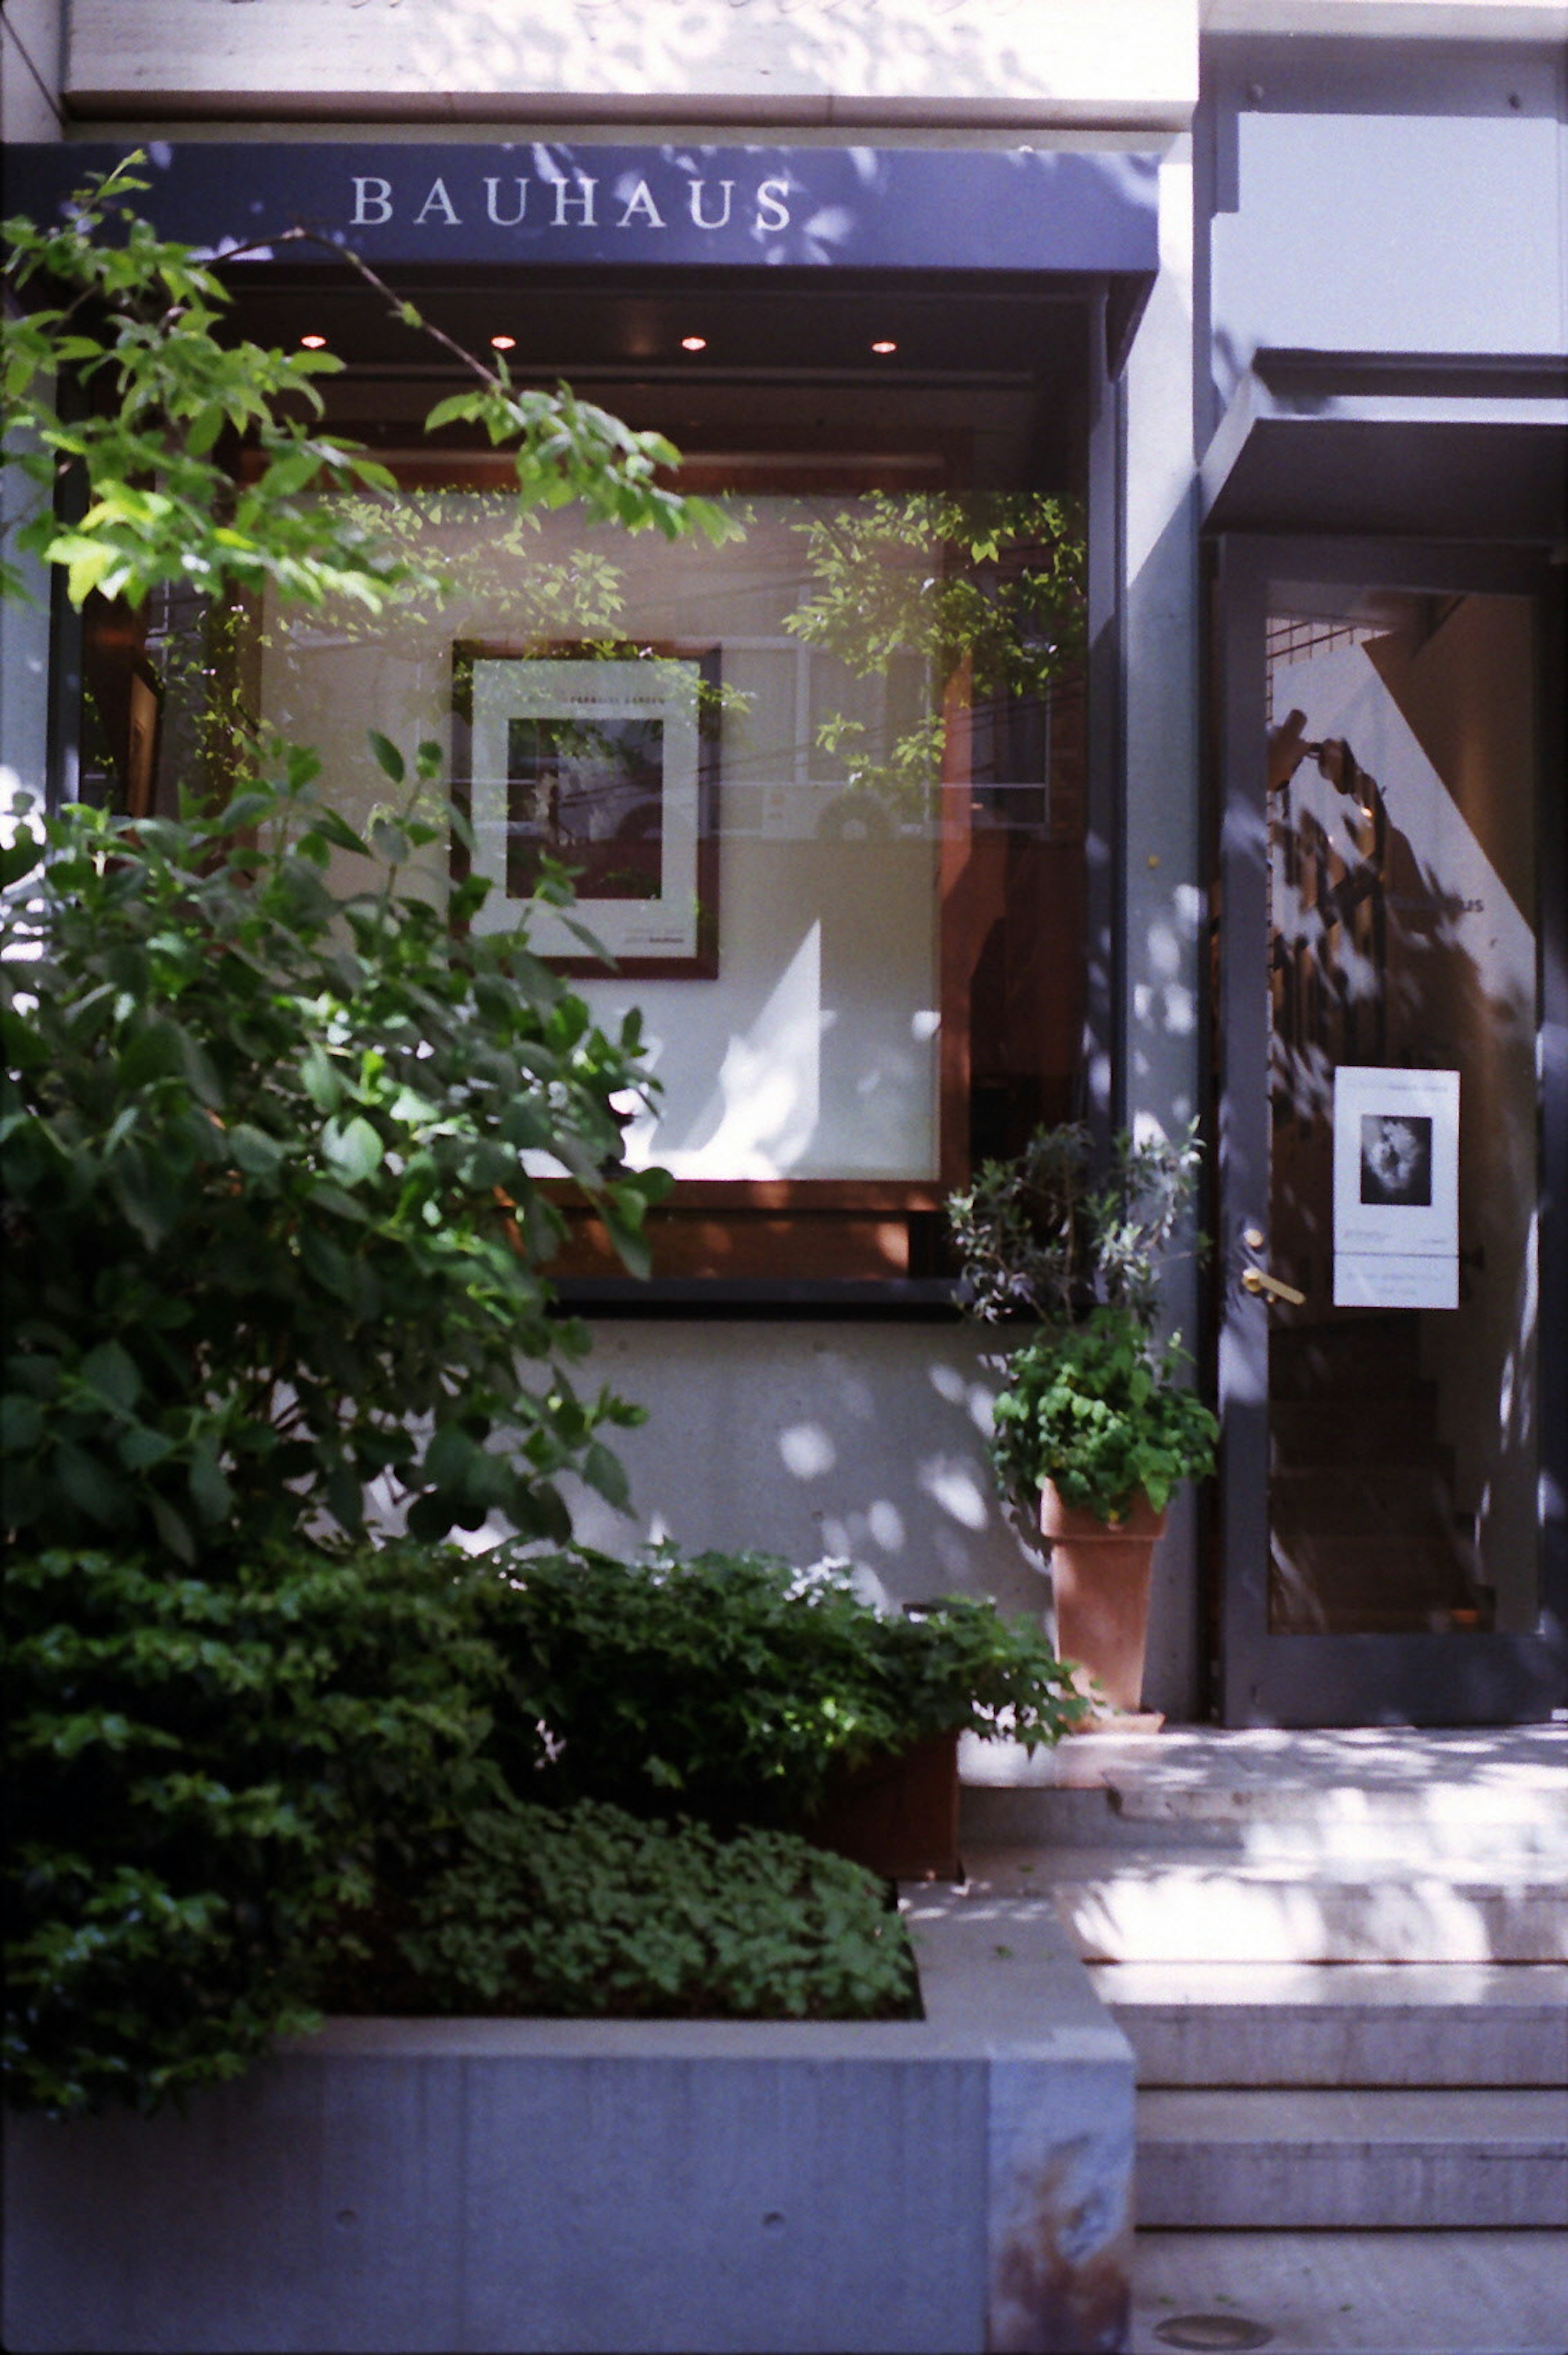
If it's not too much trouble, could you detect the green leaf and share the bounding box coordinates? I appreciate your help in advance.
[581,1442,630,1513]
[78,1341,142,1413]
[0,833,44,887]
[367,731,405,785]
[187,1436,234,1525]
[424,1423,478,1489]
[323,1115,383,1184]
[229,1123,284,1176]
[53,1443,130,1526]
[1,1393,45,1451]
[299,1046,343,1113]
[303,807,371,857]
[146,1488,194,1560]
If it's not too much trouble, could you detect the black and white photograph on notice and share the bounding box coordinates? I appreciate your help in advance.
[1359,1112,1433,1208]
[452,642,720,976]
[1333,1066,1459,1308]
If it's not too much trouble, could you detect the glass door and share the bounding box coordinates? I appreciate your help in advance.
[1213,540,1566,1724]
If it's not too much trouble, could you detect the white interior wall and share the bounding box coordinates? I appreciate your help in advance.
[261,496,943,1182]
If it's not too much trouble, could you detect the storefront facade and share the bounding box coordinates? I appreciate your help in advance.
[3,0,1564,1723]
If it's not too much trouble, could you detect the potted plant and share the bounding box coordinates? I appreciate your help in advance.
[947,1123,1218,1717]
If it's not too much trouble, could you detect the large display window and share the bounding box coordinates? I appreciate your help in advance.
[71,310,1091,1289]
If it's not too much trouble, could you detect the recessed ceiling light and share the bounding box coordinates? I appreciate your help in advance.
[299,333,328,349]
[871,339,898,355]
[680,335,708,353]
[490,334,517,352]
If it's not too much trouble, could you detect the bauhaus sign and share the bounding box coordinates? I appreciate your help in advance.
[7,143,1159,275]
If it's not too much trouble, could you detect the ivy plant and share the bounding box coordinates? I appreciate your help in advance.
[320,1800,920,2025]
[989,1308,1218,1523]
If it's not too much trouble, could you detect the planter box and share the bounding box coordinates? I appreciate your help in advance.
[3,1898,1134,2355]
[806,1729,962,1881]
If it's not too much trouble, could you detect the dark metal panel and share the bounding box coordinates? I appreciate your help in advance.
[1213,537,1275,1726]
[1082,288,1123,1138]
[1205,417,1568,542]
[1534,578,1568,1712]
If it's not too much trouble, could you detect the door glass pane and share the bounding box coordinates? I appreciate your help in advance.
[1264,589,1539,1635]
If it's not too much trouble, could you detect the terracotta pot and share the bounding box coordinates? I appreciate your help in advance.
[804,1728,962,1882]
[1038,1484,1167,1716]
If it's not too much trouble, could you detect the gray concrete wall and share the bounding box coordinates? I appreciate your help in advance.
[1117,133,1208,1715]
[559,1320,1053,1625]
[1,0,64,144]
[4,1908,1135,2355]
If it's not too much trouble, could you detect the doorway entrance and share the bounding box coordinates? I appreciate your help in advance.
[1212,539,1566,1724]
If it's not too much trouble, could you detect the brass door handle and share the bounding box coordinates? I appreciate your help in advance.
[1242,1266,1306,1306]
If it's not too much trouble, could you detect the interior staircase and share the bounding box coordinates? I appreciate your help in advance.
[1267,1319,1488,1635]
[958,1725,1568,2355]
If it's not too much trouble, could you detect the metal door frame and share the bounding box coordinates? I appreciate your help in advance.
[1211,533,1566,1725]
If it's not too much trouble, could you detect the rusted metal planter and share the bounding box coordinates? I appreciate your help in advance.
[1039,1484,1167,1716]
[805,1728,962,1880]
[4,1903,1134,2355]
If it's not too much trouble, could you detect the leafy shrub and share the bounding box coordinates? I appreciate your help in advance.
[321,1800,919,2023]
[991,1308,1219,1522]
[1,749,667,1558]
[474,1543,1086,1827]
[3,1541,499,2117]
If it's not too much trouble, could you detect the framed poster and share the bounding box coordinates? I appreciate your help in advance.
[452,640,720,976]
[1332,1065,1460,1308]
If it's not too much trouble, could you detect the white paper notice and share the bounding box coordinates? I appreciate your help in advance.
[1332,1066,1460,1309]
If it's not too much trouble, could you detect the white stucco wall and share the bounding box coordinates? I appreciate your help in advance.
[64,0,1198,127]
[1212,107,1567,395]
[557,1321,1057,1630]
[1119,134,1208,1709]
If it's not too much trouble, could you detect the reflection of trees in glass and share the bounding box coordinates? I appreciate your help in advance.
[506,714,664,902]
[783,492,1086,814]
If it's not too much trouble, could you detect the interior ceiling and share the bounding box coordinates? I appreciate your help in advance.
[221,265,1090,490]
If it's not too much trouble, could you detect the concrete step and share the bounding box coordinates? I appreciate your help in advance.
[963,1846,1568,1963]
[1093,1961,1568,2087]
[962,1782,1568,1865]
[1130,2229,1568,2355]
[1135,2087,1568,2228]
[960,1725,1568,1877]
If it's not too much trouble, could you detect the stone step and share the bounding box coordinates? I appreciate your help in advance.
[963,1847,1568,1964]
[1130,2229,1568,2355]
[959,1724,1568,1864]
[1091,1961,1568,2086]
[1135,2087,1567,2229]
[961,1782,1568,1865]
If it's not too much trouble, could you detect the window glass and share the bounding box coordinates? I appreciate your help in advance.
[255,481,1088,1197]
